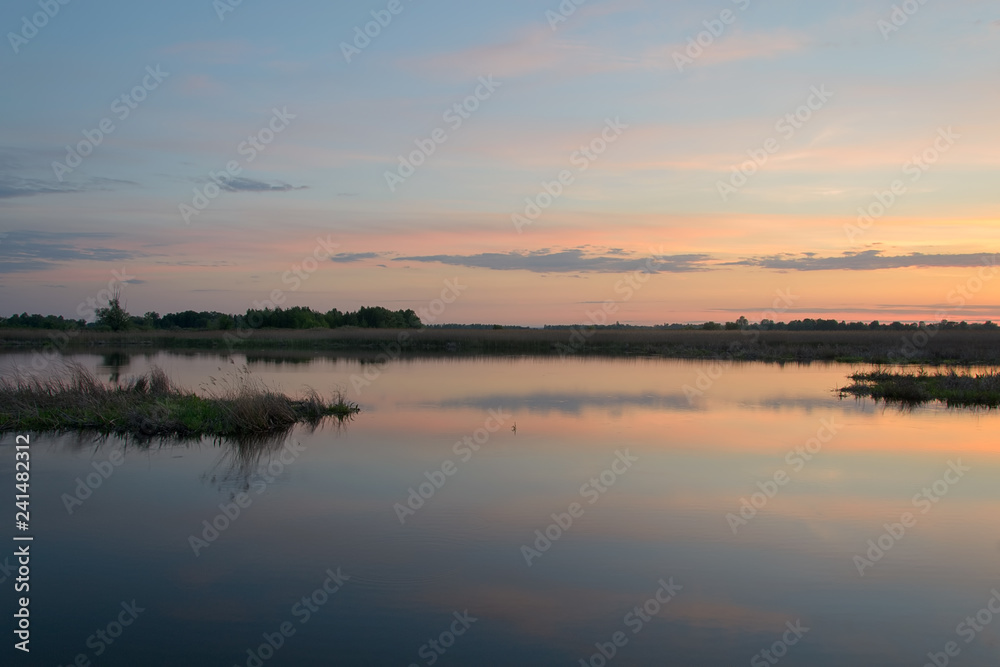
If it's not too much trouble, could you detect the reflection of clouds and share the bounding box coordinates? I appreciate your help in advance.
[408,392,870,415]
[405,579,802,651]
[408,392,698,415]
[747,397,870,413]
[412,583,639,643]
[669,599,798,633]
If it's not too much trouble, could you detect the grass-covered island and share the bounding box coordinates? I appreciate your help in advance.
[0,364,359,438]
[841,369,1000,408]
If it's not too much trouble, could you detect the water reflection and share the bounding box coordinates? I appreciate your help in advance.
[2,351,999,665]
[96,350,132,383]
[199,420,351,495]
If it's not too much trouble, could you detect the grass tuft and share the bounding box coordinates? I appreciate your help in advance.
[841,368,1000,407]
[0,363,359,438]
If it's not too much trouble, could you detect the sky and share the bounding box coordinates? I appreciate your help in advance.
[1,0,998,326]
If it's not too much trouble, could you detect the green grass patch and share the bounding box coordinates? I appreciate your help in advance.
[841,368,1000,408]
[0,364,359,438]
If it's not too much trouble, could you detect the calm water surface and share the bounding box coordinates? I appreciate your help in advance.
[1,351,998,666]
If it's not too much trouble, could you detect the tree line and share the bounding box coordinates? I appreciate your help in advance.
[1,301,422,332]
[546,318,998,331]
[2,306,996,333]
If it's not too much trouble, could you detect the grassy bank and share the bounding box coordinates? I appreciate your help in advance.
[0,365,359,438]
[4,327,1000,364]
[840,369,1000,407]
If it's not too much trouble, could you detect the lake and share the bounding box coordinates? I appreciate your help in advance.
[1,350,998,666]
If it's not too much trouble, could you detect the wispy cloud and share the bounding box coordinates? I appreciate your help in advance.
[403,27,631,81]
[640,28,809,71]
[160,40,265,65]
[0,231,140,273]
[0,175,136,199]
[387,247,1000,274]
[394,249,712,273]
[214,177,307,193]
[330,252,384,263]
[730,250,999,271]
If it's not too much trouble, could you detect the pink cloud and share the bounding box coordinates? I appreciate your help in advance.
[176,74,225,96]
[401,27,632,81]
[160,39,270,64]
[651,29,809,69]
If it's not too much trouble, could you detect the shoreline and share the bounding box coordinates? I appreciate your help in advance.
[0,365,359,439]
[3,327,1000,365]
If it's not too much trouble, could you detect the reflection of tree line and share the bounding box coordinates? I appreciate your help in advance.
[92,350,342,382]
[97,351,131,383]
[45,417,346,495]
[200,426,331,495]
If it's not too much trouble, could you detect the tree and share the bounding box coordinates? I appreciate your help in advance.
[96,288,131,331]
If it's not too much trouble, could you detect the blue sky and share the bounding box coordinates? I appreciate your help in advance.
[2,0,999,324]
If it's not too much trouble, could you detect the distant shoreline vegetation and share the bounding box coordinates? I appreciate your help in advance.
[4,295,1000,363]
[0,305,421,332]
[2,306,997,335]
[4,323,1000,365]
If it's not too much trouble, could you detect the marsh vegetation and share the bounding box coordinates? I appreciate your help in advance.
[840,368,1000,407]
[0,363,358,438]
